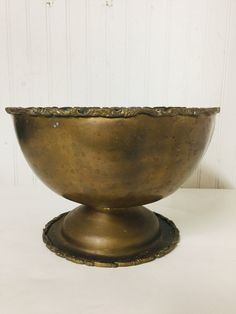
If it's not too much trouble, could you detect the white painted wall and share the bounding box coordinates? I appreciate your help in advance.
[0,0,235,189]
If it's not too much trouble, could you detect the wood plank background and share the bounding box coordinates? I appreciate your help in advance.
[0,0,235,188]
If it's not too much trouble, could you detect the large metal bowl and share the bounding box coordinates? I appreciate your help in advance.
[6,106,219,267]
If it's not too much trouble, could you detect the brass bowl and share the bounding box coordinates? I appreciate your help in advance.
[6,106,220,267]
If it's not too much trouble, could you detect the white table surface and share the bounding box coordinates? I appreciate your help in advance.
[1,186,236,314]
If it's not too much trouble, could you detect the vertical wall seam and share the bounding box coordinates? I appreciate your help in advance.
[105,3,111,106]
[85,0,91,104]
[216,0,232,188]
[165,0,171,105]
[198,0,209,188]
[25,0,36,184]
[25,0,32,106]
[144,0,151,107]
[123,0,128,105]
[45,2,53,105]
[65,0,72,105]
[5,0,18,186]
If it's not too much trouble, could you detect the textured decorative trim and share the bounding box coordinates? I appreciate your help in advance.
[43,211,180,267]
[6,106,220,118]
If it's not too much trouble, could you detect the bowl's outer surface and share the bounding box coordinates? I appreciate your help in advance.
[13,113,216,207]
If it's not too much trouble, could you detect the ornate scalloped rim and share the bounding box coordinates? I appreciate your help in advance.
[6,106,220,118]
[42,211,180,267]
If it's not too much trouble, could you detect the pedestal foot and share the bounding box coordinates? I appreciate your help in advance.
[43,205,179,267]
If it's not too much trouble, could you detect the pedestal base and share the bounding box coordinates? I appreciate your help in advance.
[43,205,179,267]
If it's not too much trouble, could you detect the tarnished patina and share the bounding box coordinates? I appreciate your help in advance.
[6,106,220,118]
[43,210,179,267]
[6,106,219,267]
